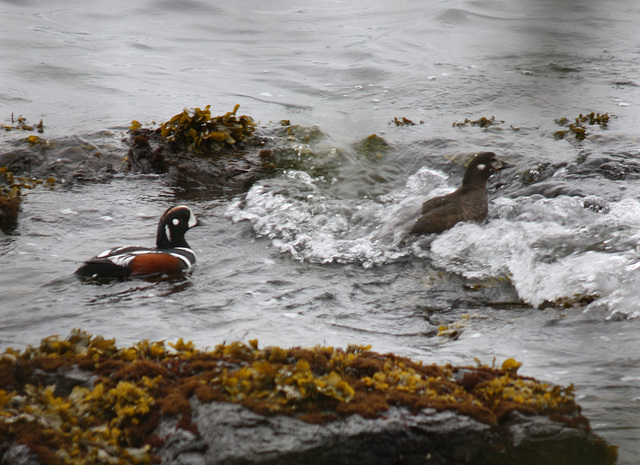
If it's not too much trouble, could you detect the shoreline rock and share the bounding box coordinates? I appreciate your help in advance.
[156,400,614,465]
[0,331,617,465]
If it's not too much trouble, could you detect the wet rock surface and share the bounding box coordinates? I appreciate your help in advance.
[156,401,615,465]
[126,127,271,197]
[0,129,271,196]
[0,134,120,185]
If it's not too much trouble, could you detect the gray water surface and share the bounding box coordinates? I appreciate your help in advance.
[2,0,640,462]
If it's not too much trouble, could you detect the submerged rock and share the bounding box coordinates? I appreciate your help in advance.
[0,132,121,185]
[0,330,617,465]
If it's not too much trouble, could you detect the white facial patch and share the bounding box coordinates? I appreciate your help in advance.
[172,218,180,226]
[188,211,197,228]
[477,163,486,171]
[491,160,502,170]
[165,225,171,240]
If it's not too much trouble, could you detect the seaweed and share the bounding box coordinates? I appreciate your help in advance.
[157,104,256,154]
[0,330,600,464]
[1,114,50,148]
[554,112,609,141]
[390,116,423,126]
[453,116,504,128]
[2,114,44,133]
[0,166,54,234]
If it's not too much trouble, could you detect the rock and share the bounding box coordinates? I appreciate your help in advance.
[169,401,491,465]
[0,127,269,198]
[154,401,614,465]
[0,191,20,234]
[0,331,618,465]
[0,134,119,184]
[126,127,271,196]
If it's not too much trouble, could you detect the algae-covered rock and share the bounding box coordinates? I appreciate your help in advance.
[126,105,270,196]
[126,110,368,196]
[0,182,20,234]
[352,134,391,161]
[0,167,55,234]
[125,125,268,196]
[0,330,617,465]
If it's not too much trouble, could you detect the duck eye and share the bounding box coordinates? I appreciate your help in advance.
[172,219,180,226]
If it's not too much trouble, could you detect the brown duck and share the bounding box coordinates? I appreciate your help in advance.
[410,152,512,235]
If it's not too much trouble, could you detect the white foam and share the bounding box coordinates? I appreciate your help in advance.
[226,168,443,267]
[227,169,640,318]
[431,195,640,316]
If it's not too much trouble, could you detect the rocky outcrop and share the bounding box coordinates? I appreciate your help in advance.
[125,127,271,196]
[0,331,617,465]
[123,105,277,196]
[155,401,614,465]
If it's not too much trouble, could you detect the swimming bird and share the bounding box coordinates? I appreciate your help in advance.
[75,205,200,280]
[410,152,512,235]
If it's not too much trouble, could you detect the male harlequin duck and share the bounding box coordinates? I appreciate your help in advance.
[75,205,200,280]
[410,152,512,235]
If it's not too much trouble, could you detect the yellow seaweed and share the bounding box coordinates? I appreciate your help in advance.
[157,104,256,154]
[0,331,597,465]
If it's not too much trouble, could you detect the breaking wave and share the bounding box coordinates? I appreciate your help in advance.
[228,169,640,317]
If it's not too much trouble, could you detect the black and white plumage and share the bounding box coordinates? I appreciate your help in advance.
[75,206,200,280]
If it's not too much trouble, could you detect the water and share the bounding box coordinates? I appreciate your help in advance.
[2,0,640,462]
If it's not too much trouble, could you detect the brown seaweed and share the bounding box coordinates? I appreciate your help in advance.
[554,112,610,141]
[0,330,608,465]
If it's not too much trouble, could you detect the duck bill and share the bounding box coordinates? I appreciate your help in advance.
[498,160,515,170]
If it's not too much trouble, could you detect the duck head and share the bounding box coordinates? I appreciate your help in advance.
[156,205,200,249]
[462,152,513,188]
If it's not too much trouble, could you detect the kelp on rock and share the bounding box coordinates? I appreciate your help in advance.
[0,329,616,465]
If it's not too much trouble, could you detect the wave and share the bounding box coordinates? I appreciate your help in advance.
[227,168,640,317]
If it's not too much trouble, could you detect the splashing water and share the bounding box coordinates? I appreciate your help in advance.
[430,196,640,317]
[229,168,640,318]
[227,167,455,267]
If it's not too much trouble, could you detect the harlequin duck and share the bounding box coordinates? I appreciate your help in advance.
[410,152,512,235]
[75,205,200,280]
